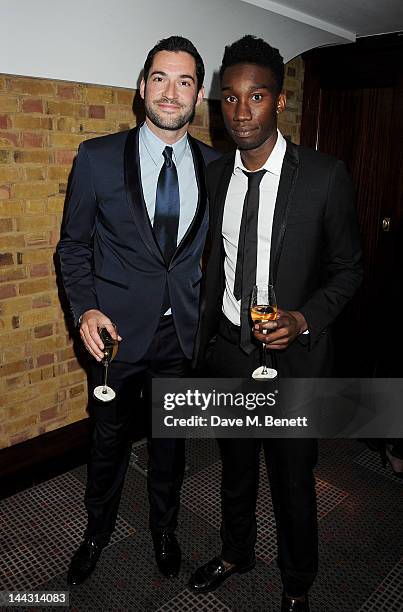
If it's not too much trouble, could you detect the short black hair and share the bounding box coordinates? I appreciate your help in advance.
[143,36,205,92]
[219,35,284,93]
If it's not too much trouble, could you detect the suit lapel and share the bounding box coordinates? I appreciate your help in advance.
[169,134,208,269]
[124,126,165,265]
[211,155,234,249]
[269,140,299,285]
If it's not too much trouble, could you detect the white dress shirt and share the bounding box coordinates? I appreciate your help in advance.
[222,129,286,326]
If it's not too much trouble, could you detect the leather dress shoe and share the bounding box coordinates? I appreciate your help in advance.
[67,537,106,586]
[152,531,181,578]
[188,555,255,593]
[281,591,310,612]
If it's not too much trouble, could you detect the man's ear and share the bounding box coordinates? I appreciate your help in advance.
[195,85,205,107]
[139,77,145,100]
[277,93,286,114]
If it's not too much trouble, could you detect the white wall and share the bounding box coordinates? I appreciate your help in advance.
[0,0,350,98]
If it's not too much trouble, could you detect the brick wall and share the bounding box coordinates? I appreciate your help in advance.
[0,57,304,449]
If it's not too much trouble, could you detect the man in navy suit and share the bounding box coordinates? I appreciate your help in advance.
[57,35,219,585]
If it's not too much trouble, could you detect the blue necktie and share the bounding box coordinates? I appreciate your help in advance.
[154,146,180,264]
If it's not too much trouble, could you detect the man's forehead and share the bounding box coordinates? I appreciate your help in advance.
[150,50,196,74]
[222,63,275,84]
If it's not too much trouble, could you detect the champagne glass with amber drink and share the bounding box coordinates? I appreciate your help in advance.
[93,326,119,402]
[250,284,278,379]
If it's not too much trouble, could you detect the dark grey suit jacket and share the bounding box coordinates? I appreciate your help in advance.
[196,140,363,376]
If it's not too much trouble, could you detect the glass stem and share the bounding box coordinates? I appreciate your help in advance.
[102,362,109,394]
[262,343,268,375]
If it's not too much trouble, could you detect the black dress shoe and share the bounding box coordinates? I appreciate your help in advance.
[188,555,255,594]
[281,591,310,612]
[152,531,181,578]
[67,537,105,586]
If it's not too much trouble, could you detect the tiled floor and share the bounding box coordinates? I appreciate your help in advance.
[0,439,402,611]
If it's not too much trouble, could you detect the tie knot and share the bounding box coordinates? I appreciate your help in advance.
[163,146,174,168]
[243,169,266,189]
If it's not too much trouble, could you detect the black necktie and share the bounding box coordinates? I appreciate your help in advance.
[234,169,266,353]
[154,146,180,264]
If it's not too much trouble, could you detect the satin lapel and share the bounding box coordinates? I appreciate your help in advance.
[124,126,165,264]
[269,140,299,285]
[169,134,207,269]
[211,155,234,251]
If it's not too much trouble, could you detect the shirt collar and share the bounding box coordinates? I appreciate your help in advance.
[233,129,286,177]
[140,121,188,167]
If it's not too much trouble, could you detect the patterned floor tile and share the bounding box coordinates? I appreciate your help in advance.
[0,472,134,591]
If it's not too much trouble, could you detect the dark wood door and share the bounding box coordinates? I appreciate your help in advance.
[301,34,403,376]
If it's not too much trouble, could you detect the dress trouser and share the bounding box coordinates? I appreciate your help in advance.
[207,314,318,598]
[84,315,187,545]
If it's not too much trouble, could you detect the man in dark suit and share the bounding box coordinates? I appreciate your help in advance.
[57,35,219,586]
[189,36,362,611]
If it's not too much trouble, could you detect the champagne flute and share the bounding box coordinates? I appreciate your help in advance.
[250,284,278,379]
[93,326,119,402]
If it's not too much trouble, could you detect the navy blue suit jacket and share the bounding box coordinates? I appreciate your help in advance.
[57,125,219,362]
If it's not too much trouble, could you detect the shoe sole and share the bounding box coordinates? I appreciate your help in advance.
[189,560,256,594]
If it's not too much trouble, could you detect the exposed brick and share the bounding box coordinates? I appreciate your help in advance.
[0,185,10,199]
[0,150,10,163]
[0,132,19,147]
[6,414,38,435]
[47,196,65,212]
[8,77,55,96]
[25,200,46,215]
[22,132,44,148]
[0,284,17,299]
[19,278,50,295]
[40,406,57,421]
[114,89,134,105]
[0,115,9,128]
[49,133,84,148]
[47,100,85,117]
[47,165,70,181]
[14,150,50,164]
[0,358,33,378]
[0,218,13,232]
[56,117,78,132]
[0,96,19,113]
[0,267,26,282]
[89,105,105,119]
[86,86,113,104]
[0,166,22,182]
[12,181,57,199]
[54,149,76,165]
[34,323,53,338]
[37,353,54,367]
[30,262,49,277]
[69,383,85,398]
[57,84,80,99]
[22,99,43,113]
[12,115,52,130]
[79,119,115,133]
[32,294,52,308]
[0,253,13,266]
[24,167,46,181]
[0,200,24,216]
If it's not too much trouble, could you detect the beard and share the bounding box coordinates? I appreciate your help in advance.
[144,97,196,131]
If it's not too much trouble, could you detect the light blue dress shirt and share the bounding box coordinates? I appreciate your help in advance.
[139,122,198,245]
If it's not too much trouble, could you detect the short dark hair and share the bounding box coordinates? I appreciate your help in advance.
[143,36,205,92]
[219,35,284,93]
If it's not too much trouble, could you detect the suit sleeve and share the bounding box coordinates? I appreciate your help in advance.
[299,160,363,347]
[56,143,99,325]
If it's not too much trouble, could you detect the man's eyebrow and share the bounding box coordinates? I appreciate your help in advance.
[150,70,195,82]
